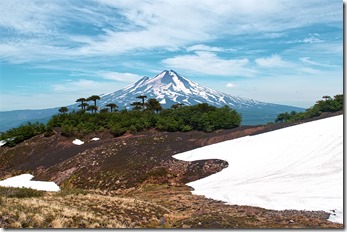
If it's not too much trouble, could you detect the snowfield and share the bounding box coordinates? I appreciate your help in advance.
[173,115,343,224]
[0,174,60,192]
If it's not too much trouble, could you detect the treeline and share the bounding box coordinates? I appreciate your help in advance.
[0,102,241,147]
[275,94,343,123]
[49,103,241,137]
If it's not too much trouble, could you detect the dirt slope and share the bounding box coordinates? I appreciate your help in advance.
[0,112,343,228]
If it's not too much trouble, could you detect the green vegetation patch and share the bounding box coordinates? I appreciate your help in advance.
[0,122,46,147]
[275,94,343,123]
[0,94,242,147]
[0,186,44,198]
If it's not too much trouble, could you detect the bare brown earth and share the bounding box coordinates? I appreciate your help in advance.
[0,111,343,228]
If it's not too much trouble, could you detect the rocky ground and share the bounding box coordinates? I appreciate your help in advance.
[0,111,343,228]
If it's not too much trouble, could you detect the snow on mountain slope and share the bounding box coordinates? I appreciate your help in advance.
[173,115,343,224]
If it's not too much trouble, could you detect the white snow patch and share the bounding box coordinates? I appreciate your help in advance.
[72,139,84,145]
[174,115,343,224]
[0,174,60,192]
[171,73,191,94]
[328,209,343,224]
[159,99,166,104]
[91,138,100,141]
[194,99,202,103]
[0,140,6,146]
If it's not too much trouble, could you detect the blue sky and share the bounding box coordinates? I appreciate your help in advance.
[0,0,343,111]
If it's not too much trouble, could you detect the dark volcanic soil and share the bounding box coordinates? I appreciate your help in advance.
[0,125,267,188]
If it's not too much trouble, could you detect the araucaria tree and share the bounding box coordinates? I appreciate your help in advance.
[87,95,101,107]
[58,107,68,114]
[131,101,142,110]
[87,105,98,113]
[322,95,332,101]
[79,103,89,111]
[136,95,147,109]
[106,103,118,112]
[76,98,87,110]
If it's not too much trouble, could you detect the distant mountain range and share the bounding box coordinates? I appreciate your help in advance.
[0,70,304,131]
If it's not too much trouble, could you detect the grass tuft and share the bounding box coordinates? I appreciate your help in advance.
[0,186,44,198]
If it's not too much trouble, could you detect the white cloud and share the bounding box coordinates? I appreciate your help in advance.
[97,71,142,82]
[0,0,60,34]
[0,0,341,63]
[302,37,324,44]
[51,79,102,92]
[50,79,123,97]
[86,0,339,56]
[286,33,324,44]
[186,44,236,53]
[0,40,76,64]
[299,57,335,67]
[162,51,255,77]
[255,54,291,68]
[226,83,237,88]
[261,32,287,39]
[255,55,325,74]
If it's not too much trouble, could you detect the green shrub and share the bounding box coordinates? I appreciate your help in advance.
[156,117,180,132]
[180,125,193,132]
[157,104,241,132]
[0,122,46,147]
[61,124,77,137]
[129,125,138,134]
[0,186,44,198]
[110,125,126,137]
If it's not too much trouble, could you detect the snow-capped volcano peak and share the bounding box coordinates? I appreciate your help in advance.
[145,70,193,94]
[94,70,303,125]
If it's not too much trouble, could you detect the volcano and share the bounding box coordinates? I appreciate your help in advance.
[91,70,304,125]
